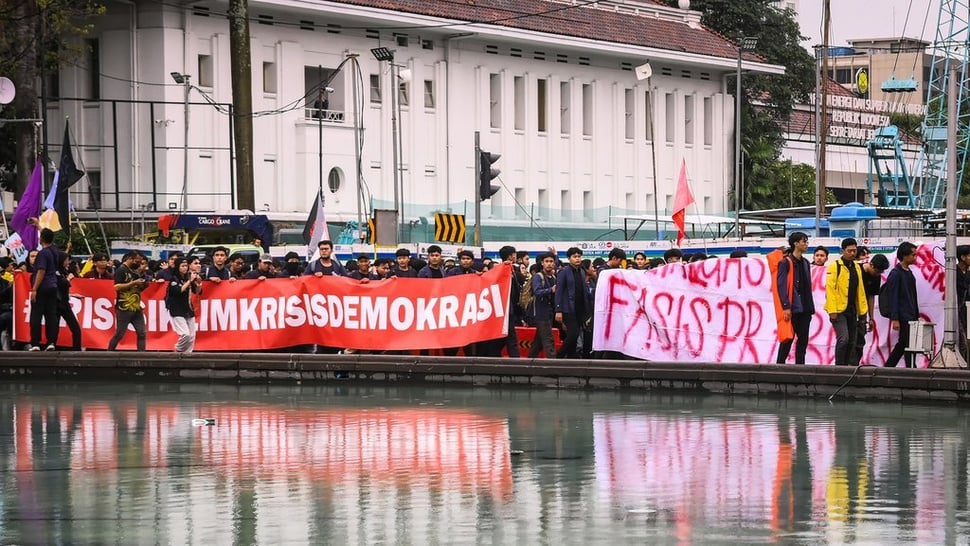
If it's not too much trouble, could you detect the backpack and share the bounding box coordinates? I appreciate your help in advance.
[877,281,892,318]
[519,275,535,310]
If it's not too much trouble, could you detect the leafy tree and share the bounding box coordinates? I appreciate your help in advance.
[746,160,836,210]
[665,0,816,210]
[0,0,105,196]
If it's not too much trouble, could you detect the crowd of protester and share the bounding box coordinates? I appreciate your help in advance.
[0,228,958,366]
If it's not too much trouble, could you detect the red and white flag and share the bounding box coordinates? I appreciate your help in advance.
[671,159,695,247]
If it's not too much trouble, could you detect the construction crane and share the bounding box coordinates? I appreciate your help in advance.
[911,0,970,209]
[866,0,969,210]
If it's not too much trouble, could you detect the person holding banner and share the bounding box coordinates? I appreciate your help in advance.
[304,240,348,277]
[54,251,82,351]
[418,246,446,279]
[824,238,868,366]
[526,253,557,358]
[775,232,815,365]
[165,257,203,353]
[83,252,115,280]
[107,251,148,351]
[27,229,60,351]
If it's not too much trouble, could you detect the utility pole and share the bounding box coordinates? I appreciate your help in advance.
[228,0,255,211]
[815,0,830,232]
[931,64,966,368]
[474,131,481,246]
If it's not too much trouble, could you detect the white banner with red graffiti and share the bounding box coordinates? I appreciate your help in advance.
[593,242,947,366]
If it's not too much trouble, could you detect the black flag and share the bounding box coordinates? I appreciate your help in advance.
[52,121,85,235]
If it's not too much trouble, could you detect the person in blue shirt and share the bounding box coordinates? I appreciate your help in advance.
[28,228,60,351]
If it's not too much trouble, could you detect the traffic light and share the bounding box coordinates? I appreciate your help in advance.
[479,150,501,201]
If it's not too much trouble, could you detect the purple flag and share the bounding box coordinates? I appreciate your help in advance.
[10,159,42,251]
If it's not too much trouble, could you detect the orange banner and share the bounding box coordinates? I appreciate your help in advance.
[13,266,512,351]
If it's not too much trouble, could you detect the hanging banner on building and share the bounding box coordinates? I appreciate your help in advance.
[13,266,511,351]
[593,243,946,367]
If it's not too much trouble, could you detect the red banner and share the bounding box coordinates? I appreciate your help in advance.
[13,266,512,351]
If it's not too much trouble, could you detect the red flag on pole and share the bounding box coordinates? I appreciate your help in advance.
[671,159,695,247]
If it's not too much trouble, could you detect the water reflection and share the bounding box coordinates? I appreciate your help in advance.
[0,385,969,544]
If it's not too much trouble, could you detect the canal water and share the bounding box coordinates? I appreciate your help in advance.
[1,382,968,545]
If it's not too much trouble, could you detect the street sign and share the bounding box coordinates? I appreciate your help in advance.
[434,213,466,243]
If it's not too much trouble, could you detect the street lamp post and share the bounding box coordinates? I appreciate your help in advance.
[734,37,757,239]
[170,72,191,212]
[370,47,404,244]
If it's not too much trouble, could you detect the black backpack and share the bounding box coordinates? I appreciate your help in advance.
[877,278,892,318]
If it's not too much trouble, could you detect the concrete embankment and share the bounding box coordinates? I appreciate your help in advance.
[2,352,970,403]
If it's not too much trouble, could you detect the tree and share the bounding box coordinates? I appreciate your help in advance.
[0,0,105,196]
[665,0,817,210]
[746,160,836,210]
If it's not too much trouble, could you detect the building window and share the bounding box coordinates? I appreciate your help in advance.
[665,93,675,143]
[625,192,635,211]
[538,188,549,214]
[582,83,592,136]
[560,81,571,135]
[198,54,213,88]
[86,39,100,100]
[514,76,525,131]
[583,190,592,220]
[398,80,409,107]
[369,74,381,104]
[561,189,570,210]
[86,171,102,209]
[684,95,694,145]
[263,62,277,94]
[644,90,653,141]
[423,79,435,109]
[537,78,548,133]
[489,73,501,128]
[514,188,526,219]
[46,70,60,100]
[624,88,634,140]
[328,167,342,193]
[703,97,713,146]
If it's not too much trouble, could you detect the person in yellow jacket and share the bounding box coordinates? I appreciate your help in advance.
[824,238,869,365]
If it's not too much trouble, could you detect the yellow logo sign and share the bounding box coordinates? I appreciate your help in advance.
[855,68,869,97]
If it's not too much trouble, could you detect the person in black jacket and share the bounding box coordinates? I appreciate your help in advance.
[775,232,815,364]
[166,257,203,353]
[555,247,590,359]
[54,252,82,350]
[884,242,920,368]
[527,253,557,358]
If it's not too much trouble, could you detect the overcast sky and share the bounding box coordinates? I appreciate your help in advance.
[796,0,938,47]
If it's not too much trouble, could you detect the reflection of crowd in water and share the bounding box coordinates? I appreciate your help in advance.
[2,228,962,366]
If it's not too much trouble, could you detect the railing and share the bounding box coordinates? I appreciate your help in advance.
[304,108,345,122]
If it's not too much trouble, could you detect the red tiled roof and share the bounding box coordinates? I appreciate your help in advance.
[335,0,749,62]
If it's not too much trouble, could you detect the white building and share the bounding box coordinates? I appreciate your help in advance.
[51,0,783,240]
